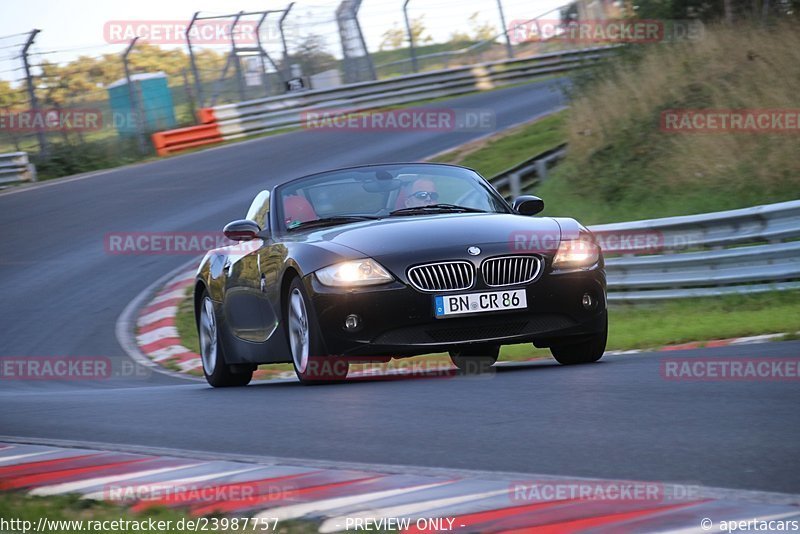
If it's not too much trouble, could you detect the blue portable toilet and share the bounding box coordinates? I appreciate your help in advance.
[107,72,176,136]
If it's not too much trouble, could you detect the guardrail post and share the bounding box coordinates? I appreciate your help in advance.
[122,37,148,155]
[21,29,48,157]
[534,160,547,182]
[402,0,418,73]
[509,172,521,198]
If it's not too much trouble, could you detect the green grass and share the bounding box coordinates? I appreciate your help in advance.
[174,286,199,355]
[431,110,567,178]
[543,21,800,225]
[0,492,328,533]
[173,287,800,375]
[532,162,778,224]
[502,290,800,360]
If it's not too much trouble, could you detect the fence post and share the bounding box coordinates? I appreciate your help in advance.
[353,1,376,80]
[402,0,418,73]
[255,11,273,97]
[182,69,197,125]
[186,12,204,109]
[21,29,48,157]
[230,12,246,101]
[122,37,148,155]
[336,0,376,83]
[496,0,514,59]
[279,2,294,82]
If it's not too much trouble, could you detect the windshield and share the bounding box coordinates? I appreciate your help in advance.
[276,164,509,232]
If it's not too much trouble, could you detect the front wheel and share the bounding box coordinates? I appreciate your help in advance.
[198,292,252,387]
[449,344,500,374]
[286,278,349,384]
[550,316,607,365]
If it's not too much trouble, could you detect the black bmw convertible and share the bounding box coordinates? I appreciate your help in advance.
[194,163,607,386]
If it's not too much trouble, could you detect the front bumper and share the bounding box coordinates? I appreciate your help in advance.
[305,267,607,357]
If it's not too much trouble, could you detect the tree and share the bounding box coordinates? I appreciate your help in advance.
[468,12,497,41]
[380,23,406,50]
[380,16,432,50]
[282,34,337,76]
[410,15,433,45]
[450,12,498,44]
[0,80,25,109]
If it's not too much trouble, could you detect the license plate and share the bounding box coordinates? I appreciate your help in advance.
[434,289,527,318]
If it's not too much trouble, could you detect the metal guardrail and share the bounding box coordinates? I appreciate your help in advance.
[193,47,615,144]
[490,143,567,198]
[0,152,37,185]
[588,200,800,301]
[486,140,800,301]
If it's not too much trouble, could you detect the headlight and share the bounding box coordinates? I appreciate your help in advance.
[315,259,394,287]
[552,239,600,269]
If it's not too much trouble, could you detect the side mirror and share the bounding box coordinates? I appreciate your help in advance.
[512,195,544,216]
[223,219,261,242]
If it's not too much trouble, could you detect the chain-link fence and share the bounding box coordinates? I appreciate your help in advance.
[0,31,203,177]
[0,1,596,178]
[5,0,773,179]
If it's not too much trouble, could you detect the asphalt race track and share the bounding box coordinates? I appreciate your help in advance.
[1,79,798,498]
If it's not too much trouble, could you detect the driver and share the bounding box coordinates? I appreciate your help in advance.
[404,178,439,208]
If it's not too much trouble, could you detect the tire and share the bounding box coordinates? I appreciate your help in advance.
[198,291,252,387]
[550,316,608,365]
[449,344,500,374]
[286,278,349,384]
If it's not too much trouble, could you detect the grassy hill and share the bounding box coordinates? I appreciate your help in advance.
[536,20,800,224]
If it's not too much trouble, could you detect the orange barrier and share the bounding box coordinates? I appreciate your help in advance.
[151,123,223,156]
[197,108,216,124]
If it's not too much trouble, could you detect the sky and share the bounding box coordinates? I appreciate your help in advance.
[0,0,566,83]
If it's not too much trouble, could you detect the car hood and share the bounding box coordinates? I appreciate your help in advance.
[300,213,565,261]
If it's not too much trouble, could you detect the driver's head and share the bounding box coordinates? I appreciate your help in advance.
[404,178,438,208]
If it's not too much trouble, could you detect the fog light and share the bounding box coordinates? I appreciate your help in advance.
[582,293,594,309]
[344,314,361,331]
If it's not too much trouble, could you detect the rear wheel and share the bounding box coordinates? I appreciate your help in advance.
[550,316,608,365]
[449,344,500,374]
[198,292,252,387]
[287,278,349,384]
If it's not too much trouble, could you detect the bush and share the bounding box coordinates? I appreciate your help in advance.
[31,137,147,180]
